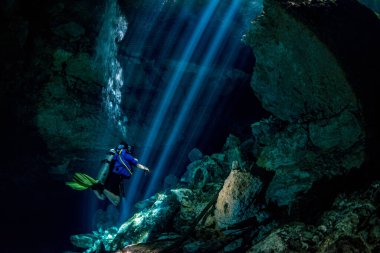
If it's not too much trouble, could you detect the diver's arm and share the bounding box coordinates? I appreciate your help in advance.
[136,163,150,172]
[124,153,149,172]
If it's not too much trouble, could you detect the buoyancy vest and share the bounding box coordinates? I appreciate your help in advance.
[112,149,138,177]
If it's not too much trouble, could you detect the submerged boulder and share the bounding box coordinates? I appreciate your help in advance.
[214,169,263,229]
[246,0,359,123]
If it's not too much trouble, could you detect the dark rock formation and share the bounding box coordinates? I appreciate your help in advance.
[274,0,380,178]
[248,181,380,253]
[244,0,380,215]
[357,0,380,15]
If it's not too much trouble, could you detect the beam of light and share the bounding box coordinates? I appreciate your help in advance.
[139,0,220,159]
[119,10,196,223]
[143,0,242,199]
[119,0,220,221]
[121,1,198,132]
[171,53,241,171]
[167,0,265,172]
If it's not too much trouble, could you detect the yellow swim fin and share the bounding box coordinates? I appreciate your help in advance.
[65,181,89,190]
[66,172,99,191]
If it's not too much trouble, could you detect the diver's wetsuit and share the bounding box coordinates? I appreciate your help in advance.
[104,172,125,196]
[104,149,139,196]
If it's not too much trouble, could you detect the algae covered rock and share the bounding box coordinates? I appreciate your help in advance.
[113,192,179,248]
[171,188,196,228]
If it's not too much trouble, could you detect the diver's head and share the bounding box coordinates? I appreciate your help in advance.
[127,145,135,154]
[117,141,134,154]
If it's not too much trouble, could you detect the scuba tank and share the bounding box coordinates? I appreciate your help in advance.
[97,149,116,184]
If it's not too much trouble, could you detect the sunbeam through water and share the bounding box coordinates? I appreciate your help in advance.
[143,0,243,199]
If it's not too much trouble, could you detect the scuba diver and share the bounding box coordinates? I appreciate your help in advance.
[66,142,150,206]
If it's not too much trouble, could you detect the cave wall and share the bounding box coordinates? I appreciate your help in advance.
[0,1,110,251]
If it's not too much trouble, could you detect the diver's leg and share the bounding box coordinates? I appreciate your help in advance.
[93,190,106,200]
[91,182,106,200]
[103,189,120,206]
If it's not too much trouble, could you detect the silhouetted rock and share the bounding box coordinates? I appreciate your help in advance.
[180,156,226,188]
[188,148,203,162]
